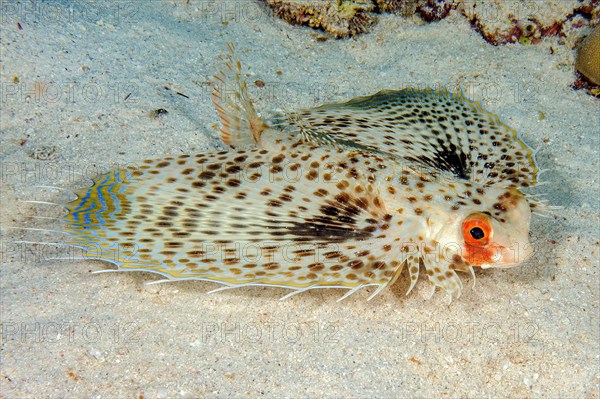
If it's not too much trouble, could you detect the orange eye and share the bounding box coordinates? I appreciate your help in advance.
[462,213,493,247]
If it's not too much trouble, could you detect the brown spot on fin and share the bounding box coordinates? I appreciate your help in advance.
[62,145,404,294]
[277,88,539,188]
[212,42,268,148]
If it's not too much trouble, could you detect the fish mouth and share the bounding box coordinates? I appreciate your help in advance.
[479,241,534,269]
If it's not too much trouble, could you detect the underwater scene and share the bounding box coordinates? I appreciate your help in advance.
[1,0,599,397]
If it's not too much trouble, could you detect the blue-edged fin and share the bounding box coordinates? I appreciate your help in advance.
[61,141,408,299]
[273,88,539,188]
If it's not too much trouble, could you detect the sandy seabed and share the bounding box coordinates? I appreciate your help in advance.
[1,1,598,398]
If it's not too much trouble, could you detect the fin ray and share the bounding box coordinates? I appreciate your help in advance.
[275,88,539,188]
[61,142,406,292]
[211,42,267,148]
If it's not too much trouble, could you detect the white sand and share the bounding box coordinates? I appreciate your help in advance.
[1,1,598,397]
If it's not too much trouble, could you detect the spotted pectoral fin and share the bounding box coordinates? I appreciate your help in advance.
[211,42,268,148]
[62,146,406,298]
[420,252,470,302]
[278,88,539,188]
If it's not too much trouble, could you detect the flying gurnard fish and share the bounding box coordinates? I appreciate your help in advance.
[22,44,547,301]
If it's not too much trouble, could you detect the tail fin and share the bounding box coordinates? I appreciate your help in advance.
[2,183,98,266]
[211,42,268,148]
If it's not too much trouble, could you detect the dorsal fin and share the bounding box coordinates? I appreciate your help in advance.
[211,42,268,148]
[274,88,539,188]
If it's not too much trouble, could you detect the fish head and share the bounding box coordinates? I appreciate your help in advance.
[437,186,533,269]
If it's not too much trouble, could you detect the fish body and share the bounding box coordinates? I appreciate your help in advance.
[56,44,539,300]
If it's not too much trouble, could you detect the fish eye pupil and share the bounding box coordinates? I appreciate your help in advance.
[470,227,485,240]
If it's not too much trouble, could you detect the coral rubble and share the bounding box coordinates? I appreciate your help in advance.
[264,0,377,38]
[263,0,599,44]
[462,0,597,45]
[373,0,427,16]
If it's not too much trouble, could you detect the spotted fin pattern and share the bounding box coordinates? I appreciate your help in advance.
[63,140,411,295]
[212,43,268,148]
[40,44,539,302]
[273,88,539,189]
